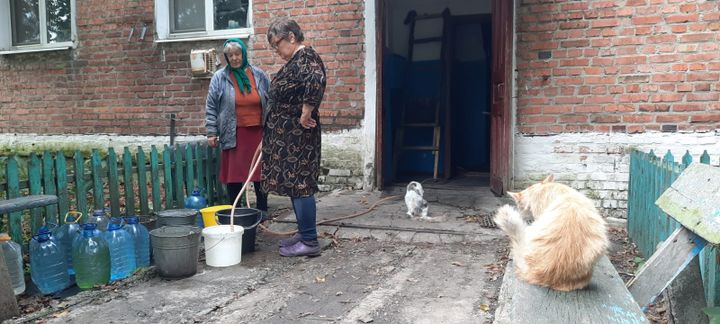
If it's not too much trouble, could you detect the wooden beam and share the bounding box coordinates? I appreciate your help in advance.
[627,227,707,308]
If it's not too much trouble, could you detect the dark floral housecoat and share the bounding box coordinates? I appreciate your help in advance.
[261,47,326,198]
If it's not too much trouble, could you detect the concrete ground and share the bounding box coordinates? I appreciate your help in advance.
[12,181,511,324]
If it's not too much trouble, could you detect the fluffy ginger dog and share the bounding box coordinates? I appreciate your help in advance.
[494,175,609,291]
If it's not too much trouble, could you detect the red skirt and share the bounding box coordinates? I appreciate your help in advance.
[220,126,262,183]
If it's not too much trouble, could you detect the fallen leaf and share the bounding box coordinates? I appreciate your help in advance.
[315,276,326,283]
[451,261,463,267]
[479,304,490,312]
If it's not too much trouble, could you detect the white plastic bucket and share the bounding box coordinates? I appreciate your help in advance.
[201,225,244,267]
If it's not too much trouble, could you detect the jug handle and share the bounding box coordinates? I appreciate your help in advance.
[65,211,83,224]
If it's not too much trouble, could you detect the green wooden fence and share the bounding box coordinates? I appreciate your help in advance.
[627,148,718,306]
[0,142,225,247]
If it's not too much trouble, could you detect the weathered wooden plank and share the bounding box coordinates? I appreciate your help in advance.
[162,145,174,210]
[174,145,185,207]
[627,227,707,308]
[0,195,59,214]
[91,149,105,210]
[5,156,22,246]
[136,146,149,215]
[185,144,195,194]
[205,144,215,205]
[655,163,720,244]
[494,256,647,324]
[55,153,70,219]
[123,147,135,215]
[74,151,87,221]
[213,147,223,202]
[150,146,161,212]
[28,153,44,233]
[195,143,205,201]
[107,148,120,218]
[42,151,58,224]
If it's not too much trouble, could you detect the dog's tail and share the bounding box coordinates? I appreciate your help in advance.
[494,205,526,248]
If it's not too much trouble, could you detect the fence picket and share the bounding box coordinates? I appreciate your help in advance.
[195,143,205,202]
[150,146,162,212]
[137,147,149,215]
[213,147,223,202]
[5,156,22,246]
[185,144,195,193]
[123,147,135,215]
[91,149,104,210]
[162,145,174,210]
[55,152,70,220]
[74,151,87,221]
[174,145,185,207]
[205,145,215,205]
[28,153,43,233]
[108,148,120,218]
[42,151,58,225]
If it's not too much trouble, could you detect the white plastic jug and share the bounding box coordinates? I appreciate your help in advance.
[202,225,244,267]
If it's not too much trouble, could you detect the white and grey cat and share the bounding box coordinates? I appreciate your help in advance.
[405,181,429,218]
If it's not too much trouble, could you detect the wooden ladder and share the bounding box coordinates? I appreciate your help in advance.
[393,8,451,180]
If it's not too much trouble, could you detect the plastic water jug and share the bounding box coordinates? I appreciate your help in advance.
[72,223,110,289]
[0,233,25,295]
[56,212,82,275]
[102,219,136,281]
[89,209,109,231]
[30,229,71,295]
[185,188,208,227]
[124,216,150,268]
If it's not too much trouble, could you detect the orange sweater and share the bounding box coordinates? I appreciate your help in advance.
[230,69,262,127]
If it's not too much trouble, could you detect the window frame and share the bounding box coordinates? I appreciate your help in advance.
[0,0,77,55]
[155,0,253,43]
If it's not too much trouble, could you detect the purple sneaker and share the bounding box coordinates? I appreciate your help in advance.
[279,241,321,257]
[278,233,302,247]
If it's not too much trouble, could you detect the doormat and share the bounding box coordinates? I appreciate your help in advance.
[464,213,497,229]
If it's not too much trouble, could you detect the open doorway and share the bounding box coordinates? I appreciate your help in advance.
[377,0,510,191]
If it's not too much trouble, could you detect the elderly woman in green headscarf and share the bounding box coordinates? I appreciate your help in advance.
[205,38,271,216]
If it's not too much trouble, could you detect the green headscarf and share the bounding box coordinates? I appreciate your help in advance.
[223,38,252,94]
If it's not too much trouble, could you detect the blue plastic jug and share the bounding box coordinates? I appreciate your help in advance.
[72,223,110,289]
[184,188,208,227]
[88,209,110,231]
[102,219,136,281]
[30,229,71,295]
[56,212,82,275]
[124,216,151,268]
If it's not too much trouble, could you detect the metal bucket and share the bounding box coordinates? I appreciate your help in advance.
[149,225,201,279]
[156,209,198,227]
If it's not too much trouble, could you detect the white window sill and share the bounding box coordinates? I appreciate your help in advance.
[0,43,74,55]
[156,30,253,43]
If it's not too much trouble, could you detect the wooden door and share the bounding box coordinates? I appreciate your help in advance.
[490,0,513,195]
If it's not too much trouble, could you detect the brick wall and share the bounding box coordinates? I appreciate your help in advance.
[0,0,365,135]
[516,0,720,135]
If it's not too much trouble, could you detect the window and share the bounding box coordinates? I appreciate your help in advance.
[156,0,252,42]
[0,0,76,54]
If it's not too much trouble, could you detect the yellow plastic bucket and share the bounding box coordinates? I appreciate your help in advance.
[200,205,233,227]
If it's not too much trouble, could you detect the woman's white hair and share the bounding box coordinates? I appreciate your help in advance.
[223,41,243,54]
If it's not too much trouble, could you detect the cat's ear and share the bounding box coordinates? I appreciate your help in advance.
[542,174,555,183]
[507,191,521,202]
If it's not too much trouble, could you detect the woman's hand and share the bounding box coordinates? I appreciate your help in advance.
[208,136,219,148]
[299,104,317,129]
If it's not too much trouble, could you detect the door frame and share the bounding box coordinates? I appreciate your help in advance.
[375,0,513,191]
[489,0,513,195]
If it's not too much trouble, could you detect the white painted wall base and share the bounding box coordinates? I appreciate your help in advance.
[0,134,206,154]
[513,131,720,218]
